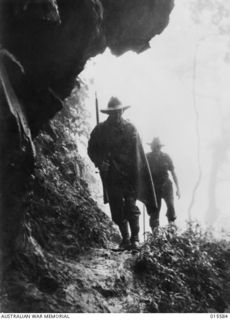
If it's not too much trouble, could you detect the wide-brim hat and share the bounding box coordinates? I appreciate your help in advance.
[147,137,164,148]
[100,96,131,114]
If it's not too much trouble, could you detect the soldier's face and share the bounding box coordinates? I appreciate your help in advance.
[109,110,123,122]
[152,145,161,153]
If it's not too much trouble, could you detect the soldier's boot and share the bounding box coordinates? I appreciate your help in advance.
[129,216,140,250]
[118,220,131,250]
[150,215,159,233]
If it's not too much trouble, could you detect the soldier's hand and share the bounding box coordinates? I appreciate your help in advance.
[99,160,110,173]
[176,189,181,199]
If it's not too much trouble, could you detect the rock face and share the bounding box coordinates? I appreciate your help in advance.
[0,0,174,134]
[102,0,174,55]
[0,0,174,266]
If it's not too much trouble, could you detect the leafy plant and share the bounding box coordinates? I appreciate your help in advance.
[134,223,229,312]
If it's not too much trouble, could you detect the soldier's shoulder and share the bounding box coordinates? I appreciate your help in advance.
[161,152,173,162]
[123,118,138,131]
[161,151,169,158]
[97,121,106,129]
[146,151,155,162]
[124,118,135,126]
[90,122,106,137]
[92,121,107,131]
[146,152,152,160]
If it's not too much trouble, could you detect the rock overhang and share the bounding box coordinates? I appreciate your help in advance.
[0,0,174,135]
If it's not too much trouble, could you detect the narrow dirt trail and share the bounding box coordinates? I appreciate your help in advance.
[59,247,144,313]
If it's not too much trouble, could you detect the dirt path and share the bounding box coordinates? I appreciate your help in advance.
[59,247,143,313]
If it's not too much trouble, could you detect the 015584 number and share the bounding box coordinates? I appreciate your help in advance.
[210,314,228,319]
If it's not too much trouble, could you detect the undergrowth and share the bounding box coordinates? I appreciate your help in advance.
[134,223,230,313]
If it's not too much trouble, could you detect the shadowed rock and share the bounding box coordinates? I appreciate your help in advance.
[0,0,174,134]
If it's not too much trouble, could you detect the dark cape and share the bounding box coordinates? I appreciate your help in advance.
[88,117,157,210]
[135,135,158,210]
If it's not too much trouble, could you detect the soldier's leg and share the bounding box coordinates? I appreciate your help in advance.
[124,196,141,248]
[146,192,162,231]
[107,187,130,247]
[163,181,176,223]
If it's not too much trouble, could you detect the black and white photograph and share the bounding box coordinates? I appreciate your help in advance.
[0,0,230,316]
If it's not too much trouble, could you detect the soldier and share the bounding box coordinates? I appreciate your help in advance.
[88,97,157,250]
[146,137,180,231]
